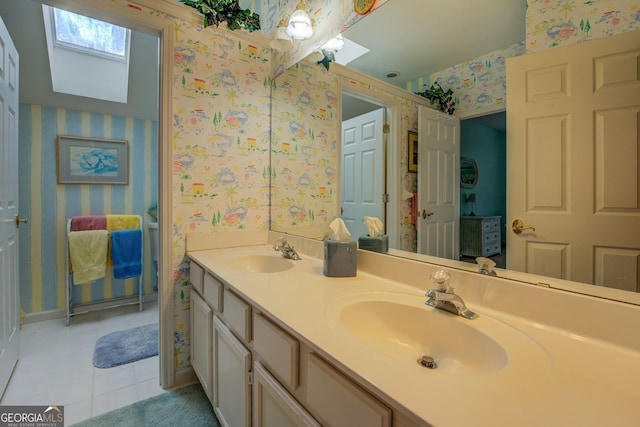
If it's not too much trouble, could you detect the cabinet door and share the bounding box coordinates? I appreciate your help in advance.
[306,353,391,427]
[214,315,251,427]
[190,289,213,401]
[253,361,320,427]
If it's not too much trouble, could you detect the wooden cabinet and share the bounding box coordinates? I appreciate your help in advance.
[253,361,319,427]
[306,353,391,427]
[460,216,502,257]
[253,313,299,390]
[190,289,213,400]
[214,315,252,427]
[189,257,422,427]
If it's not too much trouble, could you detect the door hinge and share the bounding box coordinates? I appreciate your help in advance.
[248,371,253,385]
[383,124,390,134]
[382,193,389,203]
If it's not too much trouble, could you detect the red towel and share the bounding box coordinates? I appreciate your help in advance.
[71,215,107,231]
[411,193,418,225]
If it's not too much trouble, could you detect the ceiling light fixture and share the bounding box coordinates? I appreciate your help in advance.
[270,17,293,51]
[286,0,313,40]
[320,34,344,53]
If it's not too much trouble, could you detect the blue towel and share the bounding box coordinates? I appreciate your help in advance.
[110,229,142,279]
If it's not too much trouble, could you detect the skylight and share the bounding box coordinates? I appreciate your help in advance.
[42,5,132,103]
[53,8,128,59]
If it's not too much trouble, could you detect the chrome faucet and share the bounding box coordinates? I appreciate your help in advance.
[476,257,497,276]
[273,237,301,260]
[425,269,478,319]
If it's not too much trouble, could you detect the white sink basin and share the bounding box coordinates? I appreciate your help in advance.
[227,254,295,273]
[326,291,550,378]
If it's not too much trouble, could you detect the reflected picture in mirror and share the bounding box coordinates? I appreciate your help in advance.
[408,131,418,173]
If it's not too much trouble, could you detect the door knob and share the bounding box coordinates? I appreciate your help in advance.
[422,210,434,219]
[512,219,535,234]
[15,214,28,228]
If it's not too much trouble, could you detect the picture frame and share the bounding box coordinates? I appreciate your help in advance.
[408,131,418,173]
[56,135,129,185]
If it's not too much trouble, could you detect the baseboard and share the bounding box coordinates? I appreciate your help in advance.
[22,293,159,325]
[170,367,198,389]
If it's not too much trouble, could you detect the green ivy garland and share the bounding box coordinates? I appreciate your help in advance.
[180,0,260,32]
[415,82,456,115]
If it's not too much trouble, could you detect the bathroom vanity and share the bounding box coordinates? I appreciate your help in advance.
[186,231,640,427]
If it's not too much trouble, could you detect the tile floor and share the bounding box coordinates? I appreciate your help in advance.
[0,301,163,425]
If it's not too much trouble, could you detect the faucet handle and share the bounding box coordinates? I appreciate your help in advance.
[274,236,287,251]
[430,269,450,292]
[476,257,497,275]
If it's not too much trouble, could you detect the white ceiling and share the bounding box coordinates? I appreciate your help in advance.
[342,0,526,86]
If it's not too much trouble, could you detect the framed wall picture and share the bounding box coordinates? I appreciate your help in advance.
[57,135,129,184]
[408,131,418,173]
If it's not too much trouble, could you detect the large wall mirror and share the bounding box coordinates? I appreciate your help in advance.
[269,1,640,306]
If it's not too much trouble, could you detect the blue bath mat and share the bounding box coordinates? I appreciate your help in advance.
[93,323,158,368]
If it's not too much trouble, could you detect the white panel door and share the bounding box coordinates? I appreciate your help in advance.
[0,17,20,397]
[506,30,640,291]
[341,108,384,240]
[417,106,460,259]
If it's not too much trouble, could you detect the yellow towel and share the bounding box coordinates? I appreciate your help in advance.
[106,215,140,231]
[68,230,108,285]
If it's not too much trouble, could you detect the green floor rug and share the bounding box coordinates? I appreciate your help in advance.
[72,383,220,427]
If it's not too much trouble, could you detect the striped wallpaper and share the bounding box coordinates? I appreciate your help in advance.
[18,104,158,314]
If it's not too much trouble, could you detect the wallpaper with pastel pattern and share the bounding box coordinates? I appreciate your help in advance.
[272,60,421,250]
[270,61,340,233]
[429,42,526,116]
[407,0,639,116]
[527,0,640,52]
[171,29,272,369]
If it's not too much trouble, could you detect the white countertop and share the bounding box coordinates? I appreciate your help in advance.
[188,243,640,426]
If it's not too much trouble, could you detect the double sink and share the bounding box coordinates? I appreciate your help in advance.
[225,251,550,380]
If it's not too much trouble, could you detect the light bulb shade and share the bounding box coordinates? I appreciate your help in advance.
[287,9,313,40]
[321,35,344,53]
[270,26,293,51]
[467,193,477,203]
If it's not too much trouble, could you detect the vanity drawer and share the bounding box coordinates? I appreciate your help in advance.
[223,288,252,344]
[203,273,223,312]
[253,312,299,389]
[189,262,205,294]
[306,353,391,427]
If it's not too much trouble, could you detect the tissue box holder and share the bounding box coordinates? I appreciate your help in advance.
[358,235,389,253]
[323,239,357,277]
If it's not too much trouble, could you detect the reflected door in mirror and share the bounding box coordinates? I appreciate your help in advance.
[417,106,460,260]
[341,109,385,239]
[506,30,640,292]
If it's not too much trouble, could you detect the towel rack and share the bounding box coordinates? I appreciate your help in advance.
[65,216,144,326]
